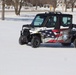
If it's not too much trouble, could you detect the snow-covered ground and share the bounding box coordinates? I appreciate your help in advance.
[0,11,76,75]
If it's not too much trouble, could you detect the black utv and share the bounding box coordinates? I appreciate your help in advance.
[19,12,76,48]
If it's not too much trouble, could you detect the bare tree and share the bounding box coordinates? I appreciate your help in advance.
[69,0,76,12]
[30,0,40,10]
[64,0,70,12]
[2,0,5,20]
[63,0,76,12]
[5,0,24,15]
[5,0,12,5]
[12,0,24,15]
[58,0,69,12]
[50,0,57,11]
[35,0,39,10]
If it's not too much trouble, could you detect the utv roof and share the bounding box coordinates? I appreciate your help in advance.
[37,12,72,17]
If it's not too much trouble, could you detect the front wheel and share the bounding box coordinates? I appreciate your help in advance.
[19,36,28,45]
[31,36,40,48]
[73,39,76,48]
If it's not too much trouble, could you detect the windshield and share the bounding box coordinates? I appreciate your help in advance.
[31,14,46,27]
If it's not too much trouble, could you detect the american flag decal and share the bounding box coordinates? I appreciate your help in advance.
[39,30,56,38]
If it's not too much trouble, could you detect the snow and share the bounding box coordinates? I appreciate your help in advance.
[0,11,76,75]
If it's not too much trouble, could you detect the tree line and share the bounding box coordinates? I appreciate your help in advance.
[4,0,57,15]
[64,0,76,12]
[1,0,76,20]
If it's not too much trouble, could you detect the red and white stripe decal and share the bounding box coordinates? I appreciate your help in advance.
[47,40,64,43]
[52,29,69,38]
[47,29,69,43]
[52,28,69,32]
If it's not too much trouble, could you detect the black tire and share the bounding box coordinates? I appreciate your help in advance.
[31,36,40,48]
[73,39,76,48]
[61,43,71,46]
[19,36,28,45]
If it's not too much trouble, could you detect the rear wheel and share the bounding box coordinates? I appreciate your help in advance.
[19,36,28,45]
[61,43,71,46]
[73,39,76,48]
[31,36,40,48]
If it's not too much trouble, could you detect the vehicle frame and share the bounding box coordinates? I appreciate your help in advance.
[19,12,76,48]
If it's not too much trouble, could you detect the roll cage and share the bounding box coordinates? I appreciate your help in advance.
[31,12,73,29]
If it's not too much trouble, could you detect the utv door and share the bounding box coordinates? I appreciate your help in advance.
[44,15,59,43]
[59,16,72,43]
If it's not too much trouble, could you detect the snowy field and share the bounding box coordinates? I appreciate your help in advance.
[0,11,76,75]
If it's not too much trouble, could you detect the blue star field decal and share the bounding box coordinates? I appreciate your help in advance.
[39,30,56,38]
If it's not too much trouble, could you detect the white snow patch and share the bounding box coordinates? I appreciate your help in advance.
[0,11,76,75]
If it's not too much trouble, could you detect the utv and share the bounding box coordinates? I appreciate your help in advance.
[19,12,76,48]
